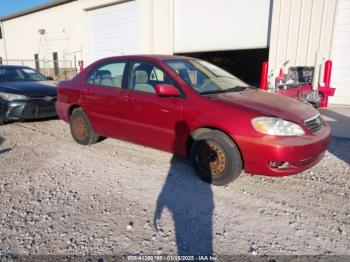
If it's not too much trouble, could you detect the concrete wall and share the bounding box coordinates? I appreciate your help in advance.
[329,0,350,105]
[139,0,173,55]
[0,1,84,66]
[0,23,5,61]
[0,0,270,66]
[173,0,272,53]
[1,0,344,103]
[0,0,174,68]
[268,0,338,85]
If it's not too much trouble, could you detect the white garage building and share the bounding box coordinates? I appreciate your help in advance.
[0,0,349,105]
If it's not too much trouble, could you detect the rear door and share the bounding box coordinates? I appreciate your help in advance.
[83,60,128,139]
[122,60,184,152]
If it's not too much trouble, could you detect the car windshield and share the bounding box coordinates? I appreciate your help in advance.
[0,67,48,82]
[165,59,250,94]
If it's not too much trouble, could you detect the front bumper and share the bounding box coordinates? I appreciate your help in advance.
[0,99,57,122]
[236,123,331,176]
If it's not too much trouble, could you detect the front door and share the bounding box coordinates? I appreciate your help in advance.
[122,61,184,152]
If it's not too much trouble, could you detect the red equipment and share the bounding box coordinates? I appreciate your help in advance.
[318,60,336,108]
[259,61,268,90]
[259,60,336,108]
[278,68,284,80]
[78,60,84,72]
[324,60,332,86]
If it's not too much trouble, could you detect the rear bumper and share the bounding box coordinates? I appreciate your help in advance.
[55,101,70,123]
[0,99,57,121]
[236,123,331,176]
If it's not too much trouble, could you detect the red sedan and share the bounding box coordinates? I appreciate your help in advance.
[56,55,330,185]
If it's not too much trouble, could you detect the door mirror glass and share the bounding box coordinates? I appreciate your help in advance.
[46,76,54,81]
[155,84,180,97]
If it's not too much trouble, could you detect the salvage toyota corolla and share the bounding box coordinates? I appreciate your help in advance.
[56,55,330,185]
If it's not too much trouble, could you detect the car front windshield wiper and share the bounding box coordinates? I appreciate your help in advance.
[200,86,248,95]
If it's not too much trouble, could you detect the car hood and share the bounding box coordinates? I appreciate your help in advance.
[0,81,57,97]
[208,89,319,123]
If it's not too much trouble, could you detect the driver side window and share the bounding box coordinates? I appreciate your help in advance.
[128,61,175,94]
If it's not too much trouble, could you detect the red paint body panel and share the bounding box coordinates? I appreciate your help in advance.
[83,85,129,139]
[116,90,183,152]
[235,123,330,176]
[56,55,331,177]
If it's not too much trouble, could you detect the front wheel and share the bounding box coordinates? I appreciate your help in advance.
[70,108,99,145]
[190,130,243,186]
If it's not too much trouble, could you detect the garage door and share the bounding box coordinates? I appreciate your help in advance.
[87,1,140,62]
[330,0,350,105]
[173,0,271,53]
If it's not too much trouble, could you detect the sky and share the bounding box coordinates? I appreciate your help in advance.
[0,0,51,17]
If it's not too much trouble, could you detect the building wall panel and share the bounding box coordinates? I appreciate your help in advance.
[173,0,271,53]
[0,0,172,68]
[86,1,140,62]
[329,0,350,105]
[268,0,338,82]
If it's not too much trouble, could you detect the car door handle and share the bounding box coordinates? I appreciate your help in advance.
[122,95,133,102]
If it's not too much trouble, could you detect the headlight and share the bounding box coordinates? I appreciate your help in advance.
[0,92,28,101]
[251,117,305,136]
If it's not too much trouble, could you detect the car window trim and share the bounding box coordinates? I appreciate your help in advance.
[85,60,129,89]
[127,60,186,98]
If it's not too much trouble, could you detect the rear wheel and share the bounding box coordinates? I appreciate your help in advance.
[70,108,99,145]
[191,130,243,186]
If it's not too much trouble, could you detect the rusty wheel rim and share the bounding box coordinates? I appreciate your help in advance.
[196,140,226,176]
[72,116,88,141]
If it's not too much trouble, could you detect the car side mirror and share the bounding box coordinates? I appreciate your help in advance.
[46,76,54,81]
[155,84,180,97]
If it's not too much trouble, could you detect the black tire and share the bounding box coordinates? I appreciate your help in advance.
[0,110,5,125]
[70,108,99,145]
[190,130,243,186]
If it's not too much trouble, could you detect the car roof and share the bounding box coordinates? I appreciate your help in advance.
[136,54,191,60]
[0,65,31,70]
[99,54,193,62]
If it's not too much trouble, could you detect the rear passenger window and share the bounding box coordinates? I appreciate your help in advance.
[87,62,126,88]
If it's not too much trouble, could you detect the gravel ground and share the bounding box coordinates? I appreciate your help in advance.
[0,119,349,258]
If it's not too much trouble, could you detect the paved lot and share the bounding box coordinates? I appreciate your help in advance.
[320,105,350,139]
[0,119,349,257]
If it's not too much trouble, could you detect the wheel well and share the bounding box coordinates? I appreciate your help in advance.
[186,126,244,168]
[186,127,217,157]
[68,105,81,119]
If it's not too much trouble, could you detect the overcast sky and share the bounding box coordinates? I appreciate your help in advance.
[0,0,50,17]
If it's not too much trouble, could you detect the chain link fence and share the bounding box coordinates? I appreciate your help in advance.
[0,59,78,81]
